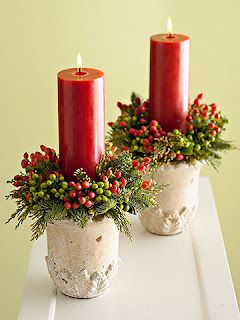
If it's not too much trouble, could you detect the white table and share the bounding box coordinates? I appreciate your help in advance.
[18,177,239,320]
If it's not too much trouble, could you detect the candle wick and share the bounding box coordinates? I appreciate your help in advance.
[77,67,82,74]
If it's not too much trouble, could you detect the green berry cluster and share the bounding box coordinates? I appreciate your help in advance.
[7,144,160,239]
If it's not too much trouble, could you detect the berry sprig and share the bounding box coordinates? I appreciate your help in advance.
[108,93,235,169]
[6,144,161,239]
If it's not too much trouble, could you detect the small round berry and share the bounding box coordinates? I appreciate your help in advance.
[96,195,102,202]
[64,202,71,210]
[75,183,82,191]
[72,203,79,209]
[45,194,51,200]
[104,182,109,189]
[29,179,36,186]
[14,175,21,180]
[59,174,65,181]
[13,181,21,187]
[215,127,221,134]
[135,97,141,104]
[49,174,56,181]
[210,130,216,136]
[211,103,217,111]
[188,124,194,131]
[31,173,38,180]
[215,113,220,120]
[41,182,47,189]
[150,120,158,126]
[110,185,118,193]
[115,171,122,179]
[88,191,96,200]
[142,180,151,189]
[29,186,36,193]
[50,188,57,194]
[176,154,184,161]
[91,183,98,190]
[58,188,65,194]
[195,144,201,151]
[21,159,28,168]
[154,132,161,138]
[107,169,113,176]
[120,177,127,188]
[143,138,149,146]
[201,111,208,118]
[137,164,145,172]
[23,152,29,159]
[143,157,151,163]
[68,181,75,188]
[105,190,112,197]
[85,200,93,208]
[82,180,90,189]
[119,120,126,127]
[173,129,180,135]
[132,160,139,167]
[78,196,86,205]
[194,98,200,106]
[38,191,45,198]
[69,190,77,198]
[150,126,157,133]
[138,105,146,113]
[40,145,47,152]
[96,188,103,195]
[208,123,215,129]
[47,180,53,186]
[98,181,104,188]
[129,128,135,135]
[102,175,108,182]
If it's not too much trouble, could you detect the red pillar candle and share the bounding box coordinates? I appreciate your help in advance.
[149,33,190,132]
[58,67,105,181]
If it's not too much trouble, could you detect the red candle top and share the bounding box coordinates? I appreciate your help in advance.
[149,33,190,132]
[58,67,104,82]
[58,67,105,181]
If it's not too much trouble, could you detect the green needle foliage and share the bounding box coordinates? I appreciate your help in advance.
[6,144,161,240]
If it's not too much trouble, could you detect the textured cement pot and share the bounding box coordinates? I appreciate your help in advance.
[139,162,203,235]
[45,217,119,298]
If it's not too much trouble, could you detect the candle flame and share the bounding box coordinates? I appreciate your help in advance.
[167,16,173,36]
[77,53,82,72]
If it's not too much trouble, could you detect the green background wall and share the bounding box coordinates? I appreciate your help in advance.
[1,1,239,318]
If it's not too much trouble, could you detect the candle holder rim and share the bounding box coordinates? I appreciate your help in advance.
[156,160,204,171]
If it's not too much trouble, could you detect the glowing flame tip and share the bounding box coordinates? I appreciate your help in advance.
[167,16,173,35]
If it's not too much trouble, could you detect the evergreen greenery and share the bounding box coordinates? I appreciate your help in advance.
[6,144,162,240]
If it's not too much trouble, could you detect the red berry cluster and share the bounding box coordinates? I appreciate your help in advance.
[109,97,166,154]
[187,93,223,138]
[109,93,229,165]
[63,180,94,210]
[21,145,58,169]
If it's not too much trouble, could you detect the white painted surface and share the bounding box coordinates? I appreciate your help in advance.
[18,177,239,320]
